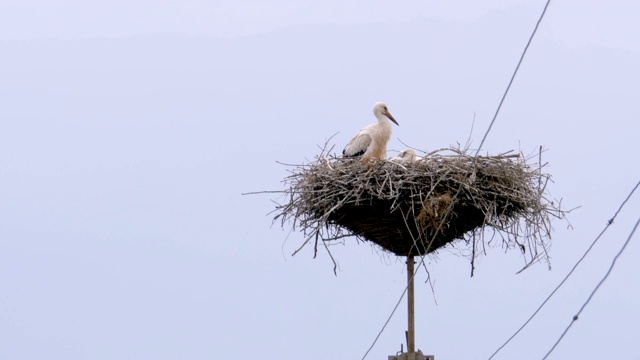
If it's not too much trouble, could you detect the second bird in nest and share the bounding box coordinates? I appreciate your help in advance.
[342,102,399,160]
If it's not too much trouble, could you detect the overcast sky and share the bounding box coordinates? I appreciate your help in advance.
[1,1,639,359]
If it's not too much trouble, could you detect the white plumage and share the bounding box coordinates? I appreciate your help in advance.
[342,102,399,160]
[391,148,422,163]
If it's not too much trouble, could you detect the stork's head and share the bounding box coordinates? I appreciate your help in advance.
[398,148,417,160]
[373,102,399,125]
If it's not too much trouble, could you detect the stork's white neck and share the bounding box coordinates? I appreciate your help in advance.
[375,112,389,123]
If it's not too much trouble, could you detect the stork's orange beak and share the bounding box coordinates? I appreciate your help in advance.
[386,111,399,126]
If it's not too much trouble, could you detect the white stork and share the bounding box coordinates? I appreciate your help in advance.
[342,102,399,160]
[391,148,422,163]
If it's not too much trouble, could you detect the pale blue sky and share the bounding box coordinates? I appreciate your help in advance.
[1,1,639,359]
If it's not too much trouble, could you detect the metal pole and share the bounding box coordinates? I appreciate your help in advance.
[407,255,416,360]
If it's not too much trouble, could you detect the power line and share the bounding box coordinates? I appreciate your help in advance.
[487,179,640,359]
[359,1,552,358]
[475,0,551,155]
[542,214,640,359]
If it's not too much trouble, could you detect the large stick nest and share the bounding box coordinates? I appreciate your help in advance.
[274,145,566,271]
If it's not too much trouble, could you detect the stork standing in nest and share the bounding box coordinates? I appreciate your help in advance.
[343,102,399,160]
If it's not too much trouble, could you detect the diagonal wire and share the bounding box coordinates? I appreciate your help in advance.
[360,1,552,358]
[542,214,640,359]
[487,179,640,359]
[474,0,551,156]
